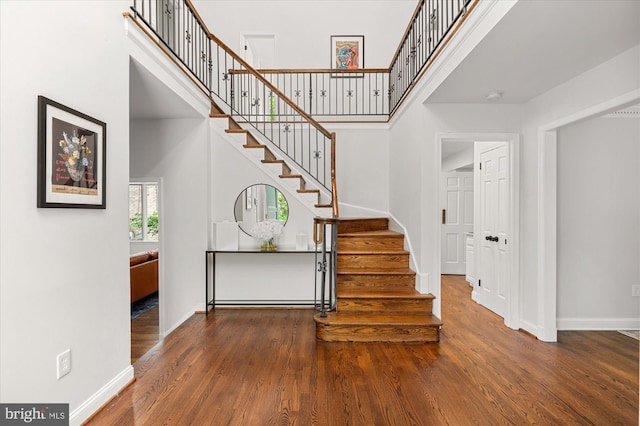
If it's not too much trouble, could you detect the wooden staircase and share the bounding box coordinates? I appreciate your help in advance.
[210,102,333,211]
[314,218,442,343]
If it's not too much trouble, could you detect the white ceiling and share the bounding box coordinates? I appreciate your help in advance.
[427,0,640,104]
[129,59,202,120]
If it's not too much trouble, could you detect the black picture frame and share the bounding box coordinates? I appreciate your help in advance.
[37,96,106,209]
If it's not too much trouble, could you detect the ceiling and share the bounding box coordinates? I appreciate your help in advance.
[427,0,640,104]
[129,59,203,120]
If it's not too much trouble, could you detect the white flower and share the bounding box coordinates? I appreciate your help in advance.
[251,219,283,243]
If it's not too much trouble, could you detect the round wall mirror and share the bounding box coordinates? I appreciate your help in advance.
[234,184,289,237]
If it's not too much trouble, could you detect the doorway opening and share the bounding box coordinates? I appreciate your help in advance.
[537,93,640,342]
[437,133,520,330]
[129,179,161,364]
[240,34,276,69]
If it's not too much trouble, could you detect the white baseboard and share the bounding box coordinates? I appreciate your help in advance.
[557,317,640,330]
[70,366,134,426]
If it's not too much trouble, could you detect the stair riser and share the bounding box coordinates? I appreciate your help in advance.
[261,163,284,175]
[338,237,404,252]
[316,324,440,343]
[298,192,320,205]
[337,274,416,290]
[245,148,266,161]
[337,218,389,234]
[228,117,242,130]
[338,254,409,269]
[280,177,304,192]
[338,298,433,313]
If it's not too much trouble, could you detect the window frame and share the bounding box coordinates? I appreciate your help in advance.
[129,181,159,242]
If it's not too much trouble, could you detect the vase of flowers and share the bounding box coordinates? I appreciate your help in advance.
[59,130,92,182]
[251,219,283,252]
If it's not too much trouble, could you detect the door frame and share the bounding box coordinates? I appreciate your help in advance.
[437,133,520,330]
[536,89,640,342]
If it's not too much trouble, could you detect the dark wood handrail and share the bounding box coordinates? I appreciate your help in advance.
[330,133,338,218]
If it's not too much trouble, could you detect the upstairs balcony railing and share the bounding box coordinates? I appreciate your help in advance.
[128,0,339,216]
[230,68,390,119]
[229,0,474,120]
[389,0,473,115]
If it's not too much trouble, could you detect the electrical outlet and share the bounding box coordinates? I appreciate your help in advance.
[632,285,640,297]
[57,349,71,379]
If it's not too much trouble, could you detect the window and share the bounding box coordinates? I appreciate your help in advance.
[129,182,159,241]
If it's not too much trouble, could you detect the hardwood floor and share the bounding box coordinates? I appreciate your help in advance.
[130,305,159,364]
[89,275,638,425]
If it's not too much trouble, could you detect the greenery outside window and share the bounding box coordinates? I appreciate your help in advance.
[129,182,159,241]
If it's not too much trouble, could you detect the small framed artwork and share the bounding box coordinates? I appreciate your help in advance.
[331,35,364,77]
[37,96,106,208]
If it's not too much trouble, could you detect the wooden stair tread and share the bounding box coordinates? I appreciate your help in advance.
[337,267,416,275]
[279,174,303,179]
[315,204,333,208]
[315,312,442,327]
[261,159,285,164]
[338,249,409,255]
[243,144,266,149]
[210,113,228,118]
[339,230,404,238]
[225,128,248,134]
[298,189,320,194]
[339,289,435,300]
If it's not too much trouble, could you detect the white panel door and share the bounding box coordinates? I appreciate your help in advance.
[441,171,474,274]
[477,143,509,317]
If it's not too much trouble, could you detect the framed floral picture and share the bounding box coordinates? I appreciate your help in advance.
[331,35,364,77]
[37,96,106,208]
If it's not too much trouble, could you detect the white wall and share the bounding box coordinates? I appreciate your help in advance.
[193,1,416,68]
[0,1,132,423]
[130,119,209,333]
[557,117,640,328]
[325,124,390,216]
